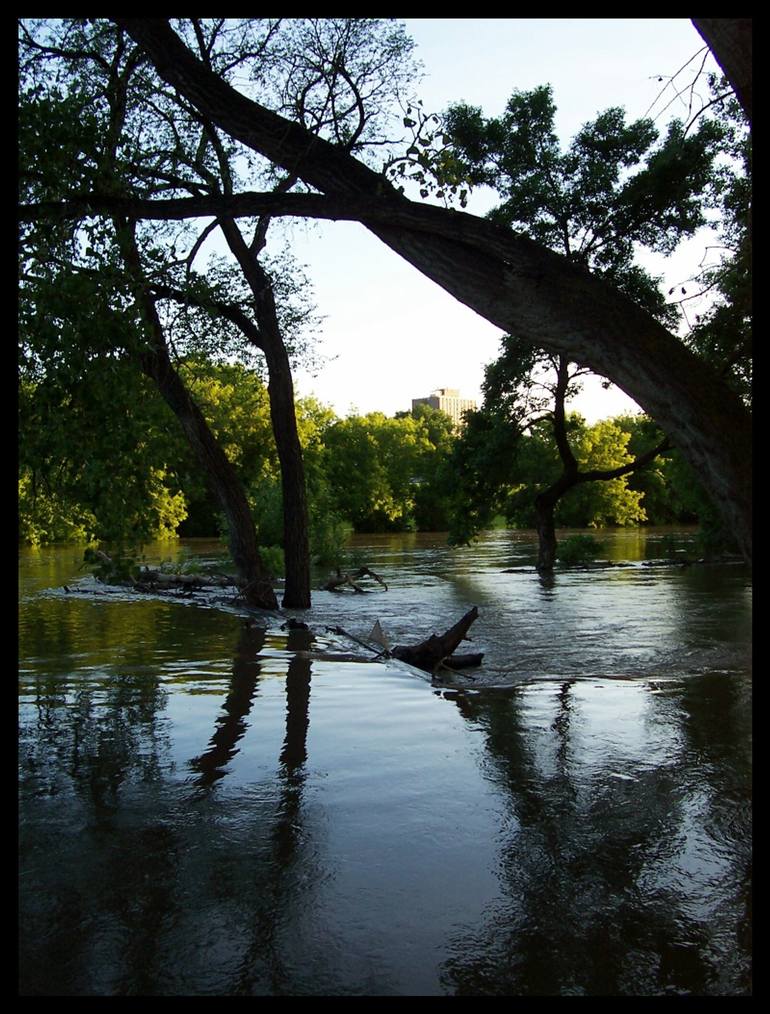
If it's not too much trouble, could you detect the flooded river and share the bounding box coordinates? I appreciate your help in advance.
[19,529,752,995]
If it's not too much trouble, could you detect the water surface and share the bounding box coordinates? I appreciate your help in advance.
[19,530,752,995]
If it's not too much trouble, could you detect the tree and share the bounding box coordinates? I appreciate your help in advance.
[74,19,750,562]
[500,416,650,528]
[440,81,724,567]
[455,339,667,569]
[679,81,751,410]
[407,403,457,531]
[322,412,421,532]
[19,22,281,607]
[19,18,422,605]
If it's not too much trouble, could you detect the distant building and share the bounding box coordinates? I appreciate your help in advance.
[412,388,477,427]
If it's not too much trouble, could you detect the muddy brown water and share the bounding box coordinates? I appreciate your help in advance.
[19,529,751,995]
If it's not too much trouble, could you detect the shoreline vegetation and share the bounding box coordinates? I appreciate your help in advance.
[19,375,735,573]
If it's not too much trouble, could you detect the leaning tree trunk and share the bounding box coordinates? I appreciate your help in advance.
[139,349,278,610]
[114,218,279,611]
[692,19,752,123]
[218,217,312,609]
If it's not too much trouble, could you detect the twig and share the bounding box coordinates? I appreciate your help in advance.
[324,625,387,656]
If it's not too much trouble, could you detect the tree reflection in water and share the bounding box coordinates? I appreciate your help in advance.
[187,621,317,994]
[189,623,268,791]
[441,674,751,995]
[19,609,323,996]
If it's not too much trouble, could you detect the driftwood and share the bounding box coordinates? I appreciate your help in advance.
[134,569,237,593]
[391,606,481,674]
[322,567,388,593]
[441,652,484,669]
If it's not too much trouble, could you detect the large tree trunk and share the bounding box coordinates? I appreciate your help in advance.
[265,342,312,608]
[692,19,752,123]
[112,20,753,562]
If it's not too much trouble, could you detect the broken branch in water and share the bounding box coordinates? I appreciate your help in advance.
[324,625,388,656]
[322,567,388,592]
[391,606,481,675]
[329,607,484,677]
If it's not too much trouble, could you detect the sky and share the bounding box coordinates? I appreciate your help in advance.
[269,18,722,423]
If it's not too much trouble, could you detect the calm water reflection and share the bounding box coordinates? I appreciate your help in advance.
[19,531,751,995]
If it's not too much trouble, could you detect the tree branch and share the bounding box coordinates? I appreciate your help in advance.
[149,280,266,351]
[578,436,670,483]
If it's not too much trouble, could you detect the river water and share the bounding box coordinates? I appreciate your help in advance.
[18,529,752,996]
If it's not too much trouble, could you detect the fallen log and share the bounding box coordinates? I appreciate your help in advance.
[137,569,237,590]
[83,550,240,593]
[391,606,480,674]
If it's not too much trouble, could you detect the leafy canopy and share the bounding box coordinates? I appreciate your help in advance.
[444,83,725,322]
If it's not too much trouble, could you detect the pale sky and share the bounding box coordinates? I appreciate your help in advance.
[271,19,722,422]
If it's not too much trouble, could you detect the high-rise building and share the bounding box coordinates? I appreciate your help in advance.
[411,388,476,427]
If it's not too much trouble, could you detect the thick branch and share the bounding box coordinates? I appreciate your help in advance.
[578,437,670,484]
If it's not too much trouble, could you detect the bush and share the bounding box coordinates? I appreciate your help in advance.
[310,512,352,567]
[556,534,604,565]
[83,546,143,584]
[258,544,285,579]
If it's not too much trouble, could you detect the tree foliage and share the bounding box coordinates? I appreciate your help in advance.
[678,80,751,406]
[444,83,725,320]
[320,407,454,533]
[20,349,719,553]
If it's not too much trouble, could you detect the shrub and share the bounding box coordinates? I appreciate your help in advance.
[557,534,604,565]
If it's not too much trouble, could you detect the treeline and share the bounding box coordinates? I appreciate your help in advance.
[19,356,716,562]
